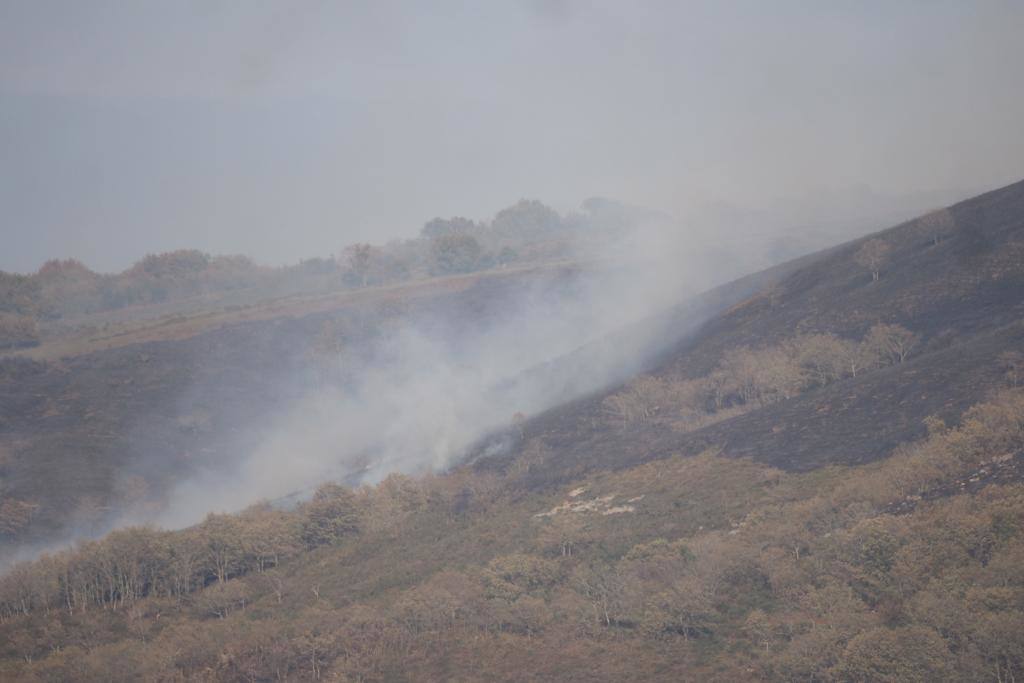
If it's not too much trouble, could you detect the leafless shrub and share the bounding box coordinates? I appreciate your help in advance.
[854,239,891,281]
[917,208,956,246]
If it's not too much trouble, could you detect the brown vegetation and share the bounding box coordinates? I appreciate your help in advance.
[2,181,1023,679]
[1,390,1022,681]
[602,324,918,430]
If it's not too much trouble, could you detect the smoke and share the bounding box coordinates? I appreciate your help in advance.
[137,205,738,527]
[0,184,961,582]
[0,187,955,574]
[143,192,885,529]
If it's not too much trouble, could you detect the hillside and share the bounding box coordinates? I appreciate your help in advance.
[0,221,810,556]
[489,179,1024,486]
[0,262,589,548]
[1,179,1023,681]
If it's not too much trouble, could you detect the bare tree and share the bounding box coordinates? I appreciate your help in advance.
[791,333,856,385]
[998,351,1023,387]
[511,411,527,439]
[571,564,626,628]
[743,609,777,651]
[601,376,668,424]
[918,208,955,246]
[343,243,374,287]
[854,239,891,281]
[862,323,920,366]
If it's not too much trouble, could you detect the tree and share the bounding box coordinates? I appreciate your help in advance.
[342,243,374,287]
[199,514,246,584]
[490,199,563,242]
[844,337,875,377]
[0,271,42,316]
[792,333,855,386]
[299,483,361,548]
[718,346,805,406]
[166,530,204,599]
[511,411,527,439]
[571,563,626,628]
[236,504,301,572]
[833,626,954,682]
[194,580,248,619]
[429,233,482,274]
[756,346,807,402]
[855,238,891,281]
[362,473,427,533]
[421,216,479,239]
[998,351,1023,387]
[483,554,561,603]
[132,250,210,279]
[35,259,103,316]
[646,575,716,640]
[917,208,955,246]
[799,579,871,634]
[601,376,667,424]
[743,609,777,651]
[536,513,588,558]
[718,348,764,405]
[862,323,920,366]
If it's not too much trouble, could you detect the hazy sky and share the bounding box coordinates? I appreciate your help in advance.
[2,0,1023,273]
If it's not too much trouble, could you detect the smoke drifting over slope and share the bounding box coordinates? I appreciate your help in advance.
[5,1,1022,560]
[1,192,938,570]
[146,188,931,530]
[150,209,718,526]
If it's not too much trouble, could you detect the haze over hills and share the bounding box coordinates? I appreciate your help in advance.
[0,188,932,557]
[1,178,1022,680]
[5,2,1024,680]
[493,179,1024,482]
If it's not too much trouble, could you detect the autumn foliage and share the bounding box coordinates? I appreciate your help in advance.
[1,389,1023,681]
[602,325,919,428]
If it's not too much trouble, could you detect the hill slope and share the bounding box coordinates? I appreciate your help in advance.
[487,179,1024,487]
[1,180,1023,681]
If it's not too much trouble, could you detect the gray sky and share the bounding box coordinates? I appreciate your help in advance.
[2,0,1023,273]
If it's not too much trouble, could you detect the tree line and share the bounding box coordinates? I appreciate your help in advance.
[0,198,631,332]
